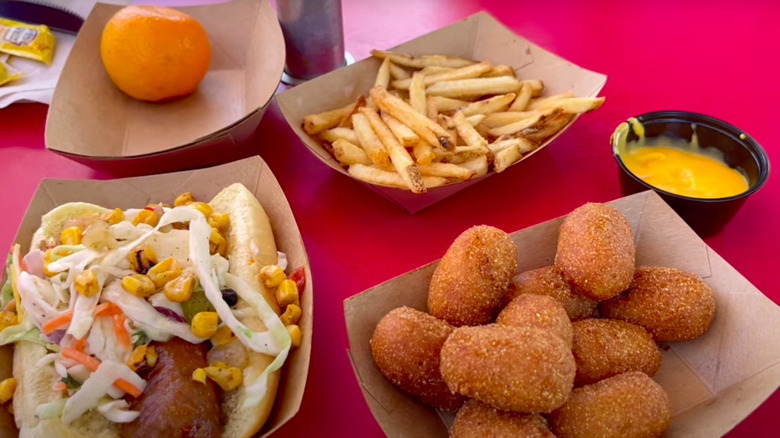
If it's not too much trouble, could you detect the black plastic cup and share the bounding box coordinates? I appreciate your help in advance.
[611,111,770,237]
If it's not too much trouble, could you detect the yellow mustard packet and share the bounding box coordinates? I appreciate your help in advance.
[0,18,55,65]
[0,59,22,86]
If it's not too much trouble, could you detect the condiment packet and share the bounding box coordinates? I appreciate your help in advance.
[0,56,22,86]
[0,18,56,65]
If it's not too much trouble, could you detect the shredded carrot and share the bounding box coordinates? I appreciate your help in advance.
[73,337,86,352]
[61,348,142,398]
[41,310,74,335]
[52,382,66,392]
[93,302,121,317]
[4,300,15,312]
[113,314,131,350]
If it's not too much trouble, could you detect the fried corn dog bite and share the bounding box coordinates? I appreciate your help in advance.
[600,266,716,342]
[450,399,555,438]
[555,203,635,301]
[440,325,575,413]
[370,307,465,411]
[550,372,672,438]
[504,265,597,320]
[428,225,517,327]
[571,319,662,386]
[497,294,573,348]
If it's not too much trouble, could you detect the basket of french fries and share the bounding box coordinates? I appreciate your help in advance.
[278,11,607,212]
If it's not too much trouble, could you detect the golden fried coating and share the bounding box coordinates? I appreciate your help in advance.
[428,225,517,327]
[450,399,555,438]
[571,318,662,386]
[599,266,716,342]
[549,372,671,438]
[497,294,573,348]
[370,306,465,411]
[504,265,597,321]
[440,325,575,413]
[555,203,635,301]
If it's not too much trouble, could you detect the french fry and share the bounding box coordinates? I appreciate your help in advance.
[518,110,575,142]
[412,142,435,165]
[459,155,489,177]
[371,86,454,149]
[409,72,427,115]
[388,61,411,80]
[487,112,543,137]
[488,137,536,155]
[507,82,532,112]
[426,76,522,98]
[460,93,516,116]
[426,97,439,121]
[533,96,606,114]
[371,49,475,69]
[303,101,355,135]
[381,112,420,147]
[479,111,541,129]
[320,127,360,145]
[437,114,459,147]
[482,64,516,78]
[352,112,390,168]
[527,92,575,111]
[391,61,493,90]
[417,162,477,180]
[374,58,391,88]
[360,107,426,194]
[465,114,486,127]
[453,111,490,153]
[442,114,486,129]
[337,96,368,128]
[420,66,455,76]
[494,145,523,173]
[348,164,448,189]
[428,96,470,112]
[520,79,544,97]
[332,139,371,166]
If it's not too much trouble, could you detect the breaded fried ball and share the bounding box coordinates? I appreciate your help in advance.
[599,266,716,342]
[428,225,517,327]
[450,399,555,438]
[555,203,635,301]
[504,265,597,321]
[549,372,671,438]
[370,306,465,411]
[497,294,573,348]
[571,318,662,386]
[440,324,575,413]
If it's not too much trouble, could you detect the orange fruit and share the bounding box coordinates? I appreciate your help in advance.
[100,6,211,102]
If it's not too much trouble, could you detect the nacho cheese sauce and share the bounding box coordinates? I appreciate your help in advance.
[614,118,749,199]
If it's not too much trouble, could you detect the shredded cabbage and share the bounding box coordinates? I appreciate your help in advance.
[97,399,139,423]
[66,288,101,340]
[16,272,59,328]
[46,248,98,275]
[61,359,146,425]
[35,399,65,420]
[277,251,288,272]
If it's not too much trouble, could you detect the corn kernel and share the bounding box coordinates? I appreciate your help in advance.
[146,345,157,367]
[128,246,158,274]
[43,248,55,277]
[275,279,299,308]
[204,365,243,391]
[211,325,235,346]
[0,311,18,332]
[286,324,302,348]
[192,368,207,384]
[147,257,182,289]
[279,304,302,326]
[208,212,231,234]
[132,209,159,227]
[74,270,100,297]
[209,228,227,257]
[127,345,148,371]
[175,192,195,206]
[259,265,286,288]
[100,208,125,225]
[188,202,213,219]
[60,226,83,245]
[0,377,17,404]
[121,274,156,298]
[164,271,195,303]
[209,361,228,369]
[192,311,218,338]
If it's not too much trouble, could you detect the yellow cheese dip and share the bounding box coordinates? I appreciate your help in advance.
[613,118,749,199]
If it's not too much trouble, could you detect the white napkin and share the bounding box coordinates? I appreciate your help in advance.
[0,0,131,108]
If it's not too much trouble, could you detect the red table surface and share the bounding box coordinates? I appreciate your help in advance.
[1,0,778,436]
